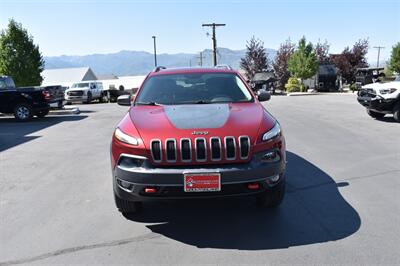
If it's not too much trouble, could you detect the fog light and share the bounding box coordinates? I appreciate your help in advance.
[260,150,280,162]
[117,179,134,192]
[263,151,276,159]
[268,175,280,182]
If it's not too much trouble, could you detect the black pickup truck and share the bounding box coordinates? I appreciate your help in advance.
[0,76,51,121]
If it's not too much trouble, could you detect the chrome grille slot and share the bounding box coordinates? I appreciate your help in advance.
[239,136,250,159]
[165,139,177,162]
[150,139,162,162]
[210,137,222,161]
[195,138,207,162]
[224,136,236,160]
[180,138,192,162]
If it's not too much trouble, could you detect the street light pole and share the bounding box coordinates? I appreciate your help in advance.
[152,36,157,67]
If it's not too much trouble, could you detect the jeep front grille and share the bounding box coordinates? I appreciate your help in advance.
[150,136,250,163]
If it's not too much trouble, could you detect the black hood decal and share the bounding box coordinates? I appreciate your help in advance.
[164,104,229,129]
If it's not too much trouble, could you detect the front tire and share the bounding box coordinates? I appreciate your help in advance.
[85,93,92,104]
[367,109,385,119]
[99,93,109,103]
[393,103,400,122]
[14,103,33,121]
[256,182,286,208]
[114,194,142,214]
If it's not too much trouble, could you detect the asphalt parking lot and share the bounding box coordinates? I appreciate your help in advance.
[0,94,399,265]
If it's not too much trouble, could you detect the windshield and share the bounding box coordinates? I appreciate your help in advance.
[135,73,253,105]
[72,83,89,88]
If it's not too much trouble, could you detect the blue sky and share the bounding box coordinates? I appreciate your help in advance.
[0,0,399,63]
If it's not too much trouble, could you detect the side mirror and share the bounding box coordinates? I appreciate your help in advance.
[257,90,271,102]
[117,95,131,106]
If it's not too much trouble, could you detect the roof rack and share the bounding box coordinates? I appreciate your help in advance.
[153,66,167,72]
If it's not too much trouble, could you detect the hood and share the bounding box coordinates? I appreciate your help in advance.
[362,81,400,90]
[67,87,89,92]
[129,102,274,145]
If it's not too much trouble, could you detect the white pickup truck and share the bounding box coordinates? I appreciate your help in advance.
[357,77,400,122]
[65,81,108,104]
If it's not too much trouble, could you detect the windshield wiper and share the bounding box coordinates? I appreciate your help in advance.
[136,101,163,106]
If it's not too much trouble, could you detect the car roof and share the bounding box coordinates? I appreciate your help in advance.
[148,67,238,77]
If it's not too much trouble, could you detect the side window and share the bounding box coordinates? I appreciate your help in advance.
[6,77,15,88]
[0,80,7,89]
[91,83,96,89]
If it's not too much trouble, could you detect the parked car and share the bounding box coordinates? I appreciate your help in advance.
[65,81,107,104]
[355,67,385,89]
[105,84,130,103]
[41,85,66,108]
[303,63,338,92]
[250,71,277,94]
[357,77,400,122]
[0,76,50,121]
[111,67,286,214]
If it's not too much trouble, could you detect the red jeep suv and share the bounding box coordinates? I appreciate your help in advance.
[111,67,286,214]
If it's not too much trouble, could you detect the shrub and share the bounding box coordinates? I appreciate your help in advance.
[285,77,302,92]
[349,83,358,92]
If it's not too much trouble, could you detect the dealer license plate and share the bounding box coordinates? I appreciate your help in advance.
[184,173,221,192]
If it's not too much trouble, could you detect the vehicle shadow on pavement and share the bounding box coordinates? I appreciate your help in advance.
[124,151,361,250]
[0,115,87,152]
[376,116,398,123]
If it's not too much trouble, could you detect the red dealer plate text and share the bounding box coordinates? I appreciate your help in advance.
[184,173,221,192]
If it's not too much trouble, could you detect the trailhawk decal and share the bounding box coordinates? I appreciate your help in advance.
[163,104,229,129]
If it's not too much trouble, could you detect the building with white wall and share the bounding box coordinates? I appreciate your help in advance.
[41,67,97,88]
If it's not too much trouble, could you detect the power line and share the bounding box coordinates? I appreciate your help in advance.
[373,46,385,68]
[202,23,226,66]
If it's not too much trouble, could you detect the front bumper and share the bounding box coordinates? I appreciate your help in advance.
[113,150,286,201]
[357,95,397,113]
[65,95,88,102]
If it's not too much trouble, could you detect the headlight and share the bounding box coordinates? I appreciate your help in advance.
[262,122,281,141]
[379,88,397,94]
[114,128,139,146]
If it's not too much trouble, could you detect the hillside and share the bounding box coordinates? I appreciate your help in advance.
[44,47,277,76]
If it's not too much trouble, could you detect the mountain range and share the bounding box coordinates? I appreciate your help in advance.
[44,48,277,76]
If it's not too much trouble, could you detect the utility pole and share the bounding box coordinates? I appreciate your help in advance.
[373,46,385,68]
[202,23,226,66]
[152,36,157,67]
[197,51,204,66]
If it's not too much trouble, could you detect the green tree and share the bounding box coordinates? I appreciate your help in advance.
[240,36,270,80]
[389,43,400,73]
[288,37,318,82]
[0,19,44,87]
